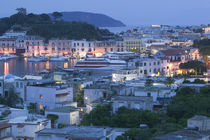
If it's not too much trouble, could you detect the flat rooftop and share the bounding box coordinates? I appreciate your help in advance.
[37,126,113,139]
[46,106,78,113]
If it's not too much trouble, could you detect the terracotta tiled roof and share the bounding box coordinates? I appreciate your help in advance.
[0,122,11,129]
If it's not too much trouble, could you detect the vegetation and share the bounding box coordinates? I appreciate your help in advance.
[179,60,206,75]
[52,11,63,21]
[165,77,175,86]
[0,8,116,41]
[81,104,160,128]
[47,114,59,128]
[27,103,37,113]
[0,88,23,108]
[81,86,210,139]
[194,39,210,64]
[76,90,84,107]
[167,87,210,120]
[145,79,154,87]
[183,79,206,84]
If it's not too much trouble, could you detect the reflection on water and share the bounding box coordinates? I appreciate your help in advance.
[4,62,9,75]
[0,57,76,76]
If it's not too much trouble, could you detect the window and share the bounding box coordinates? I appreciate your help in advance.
[0,82,1,87]
[20,82,23,88]
[16,82,19,88]
[111,48,113,52]
[144,70,147,74]
[105,48,107,52]
[154,62,156,65]
[128,103,131,108]
[40,104,43,110]
[147,93,151,97]
[82,43,84,47]
[144,63,147,66]
[40,95,43,99]
[81,48,84,51]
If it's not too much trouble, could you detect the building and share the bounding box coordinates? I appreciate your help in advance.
[9,116,51,140]
[112,69,138,82]
[84,81,111,104]
[26,80,73,110]
[204,26,210,34]
[94,41,124,57]
[36,126,116,140]
[188,115,210,131]
[130,57,170,77]
[45,106,80,125]
[124,39,145,53]
[154,115,210,140]
[111,96,153,113]
[0,120,12,140]
[154,49,189,75]
[0,38,17,54]
[71,40,95,57]
[153,129,210,140]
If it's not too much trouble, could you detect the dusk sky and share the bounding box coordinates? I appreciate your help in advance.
[1,0,210,26]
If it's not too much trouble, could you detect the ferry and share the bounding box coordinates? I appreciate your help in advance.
[74,58,127,70]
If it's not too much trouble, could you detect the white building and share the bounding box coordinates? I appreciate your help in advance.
[112,69,138,82]
[9,116,51,140]
[111,96,153,113]
[26,81,73,110]
[45,106,80,125]
[130,57,170,77]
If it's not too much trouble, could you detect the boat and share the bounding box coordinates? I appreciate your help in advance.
[27,56,48,62]
[49,56,69,62]
[74,58,127,70]
[0,54,17,61]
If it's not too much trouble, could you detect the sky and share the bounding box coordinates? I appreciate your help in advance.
[1,0,210,26]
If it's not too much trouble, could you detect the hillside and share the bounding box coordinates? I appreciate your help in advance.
[0,10,117,41]
[49,11,125,27]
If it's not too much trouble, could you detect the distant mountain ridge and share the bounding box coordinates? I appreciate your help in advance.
[49,11,125,27]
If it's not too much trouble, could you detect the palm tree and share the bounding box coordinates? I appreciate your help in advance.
[52,12,63,21]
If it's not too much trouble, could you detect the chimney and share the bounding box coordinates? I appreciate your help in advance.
[103,127,106,136]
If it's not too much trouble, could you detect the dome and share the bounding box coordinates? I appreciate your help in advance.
[4,74,15,79]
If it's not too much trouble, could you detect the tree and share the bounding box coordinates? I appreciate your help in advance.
[165,77,175,86]
[0,87,23,107]
[145,79,153,87]
[47,114,59,128]
[167,87,210,121]
[76,90,84,107]
[179,60,206,75]
[16,8,27,15]
[27,103,37,114]
[52,12,63,21]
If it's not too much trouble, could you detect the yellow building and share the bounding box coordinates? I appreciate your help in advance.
[123,39,145,53]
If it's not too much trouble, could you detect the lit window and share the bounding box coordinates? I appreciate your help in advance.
[40,104,43,110]
[40,95,43,99]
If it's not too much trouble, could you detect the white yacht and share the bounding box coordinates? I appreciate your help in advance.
[27,56,48,62]
[49,56,69,62]
[74,58,126,70]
